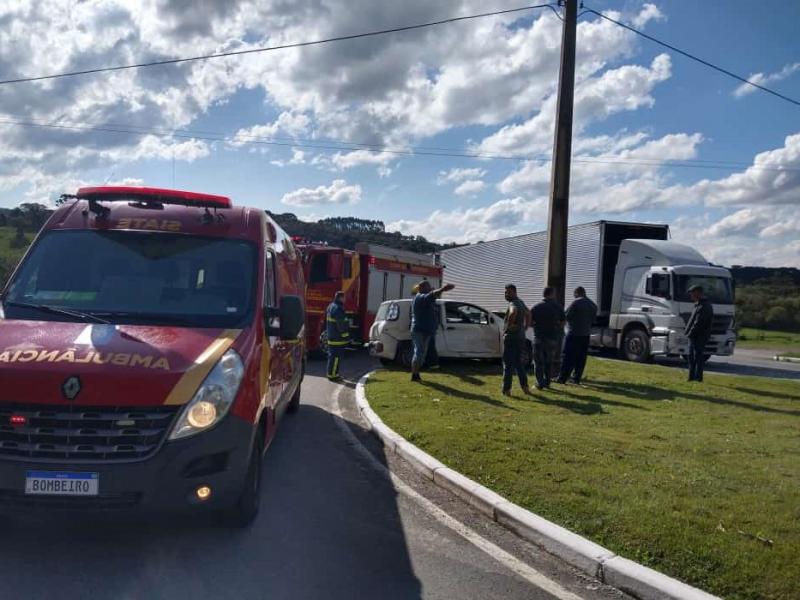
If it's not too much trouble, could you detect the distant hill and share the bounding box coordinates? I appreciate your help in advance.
[267,212,458,254]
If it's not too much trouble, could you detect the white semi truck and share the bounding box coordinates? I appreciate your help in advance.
[437,221,737,362]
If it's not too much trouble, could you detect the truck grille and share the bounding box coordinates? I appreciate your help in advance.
[711,315,733,335]
[0,404,178,463]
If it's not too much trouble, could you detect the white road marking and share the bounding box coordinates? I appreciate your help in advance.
[330,384,586,600]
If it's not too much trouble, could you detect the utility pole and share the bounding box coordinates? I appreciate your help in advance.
[544,0,577,307]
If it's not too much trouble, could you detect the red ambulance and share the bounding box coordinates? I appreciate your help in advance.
[0,186,305,526]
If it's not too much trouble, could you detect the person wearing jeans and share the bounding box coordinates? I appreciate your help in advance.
[410,280,455,382]
[557,286,598,385]
[685,284,713,382]
[530,287,565,390]
[501,284,530,396]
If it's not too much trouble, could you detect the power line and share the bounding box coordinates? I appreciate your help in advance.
[2,115,795,173]
[582,6,800,108]
[0,4,557,86]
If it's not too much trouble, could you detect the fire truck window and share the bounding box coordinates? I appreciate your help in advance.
[343,256,353,279]
[309,254,329,285]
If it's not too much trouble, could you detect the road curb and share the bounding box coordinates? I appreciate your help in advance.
[355,371,720,600]
[774,355,800,363]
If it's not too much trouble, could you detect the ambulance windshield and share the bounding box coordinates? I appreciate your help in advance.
[3,230,256,328]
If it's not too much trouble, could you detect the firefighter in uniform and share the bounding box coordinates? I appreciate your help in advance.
[326,291,350,382]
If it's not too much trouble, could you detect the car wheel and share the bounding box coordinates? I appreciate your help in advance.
[621,328,651,363]
[222,430,263,528]
[397,341,414,368]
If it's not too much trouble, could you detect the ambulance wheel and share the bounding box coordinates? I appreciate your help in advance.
[397,341,414,368]
[222,431,263,528]
[621,328,651,363]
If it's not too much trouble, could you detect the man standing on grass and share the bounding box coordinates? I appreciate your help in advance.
[685,284,714,382]
[410,280,455,382]
[326,291,350,382]
[502,284,531,396]
[557,286,597,385]
[530,286,565,390]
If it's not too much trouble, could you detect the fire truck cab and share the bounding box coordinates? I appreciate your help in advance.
[0,186,305,527]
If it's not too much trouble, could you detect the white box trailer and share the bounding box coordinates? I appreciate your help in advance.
[437,221,737,362]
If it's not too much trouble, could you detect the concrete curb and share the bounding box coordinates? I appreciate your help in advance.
[355,372,720,600]
[774,354,800,363]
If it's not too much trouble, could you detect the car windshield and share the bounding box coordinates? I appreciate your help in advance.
[673,275,733,304]
[3,230,256,328]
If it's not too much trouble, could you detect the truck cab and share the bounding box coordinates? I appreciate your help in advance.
[0,186,306,526]
[610,239,736,362]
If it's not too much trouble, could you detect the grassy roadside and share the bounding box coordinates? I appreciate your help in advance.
[367,359,800,600]
[736,327,800,353]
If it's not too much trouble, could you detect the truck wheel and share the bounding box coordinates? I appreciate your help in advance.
[397,341,414,368]
[222,431,263,528]
[621,328,651,363]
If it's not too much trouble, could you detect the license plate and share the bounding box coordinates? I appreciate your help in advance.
[25,471,99,496]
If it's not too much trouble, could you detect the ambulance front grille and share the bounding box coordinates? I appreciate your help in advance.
[0,404,179,462]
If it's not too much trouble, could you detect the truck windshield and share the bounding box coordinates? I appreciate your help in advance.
[3,230,256,328]
[674,275,733,304]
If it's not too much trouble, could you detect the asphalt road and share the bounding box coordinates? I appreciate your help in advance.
[654,347,800,380]
[0,353,629,600]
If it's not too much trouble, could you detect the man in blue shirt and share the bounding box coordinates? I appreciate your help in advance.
[411,280,455,382]
[557,286,597,385]
[326,291,350,382]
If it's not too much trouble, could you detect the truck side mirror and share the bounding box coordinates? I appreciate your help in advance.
[279,295,305,340]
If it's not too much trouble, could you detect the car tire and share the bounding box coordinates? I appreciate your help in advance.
[397,341,414,368]
[222,430,264,528]
[621,328,651,363]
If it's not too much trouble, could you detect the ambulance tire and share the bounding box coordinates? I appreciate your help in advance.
[222,430,264,528]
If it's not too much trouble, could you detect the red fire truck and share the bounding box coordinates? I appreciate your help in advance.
[297,242,442,355]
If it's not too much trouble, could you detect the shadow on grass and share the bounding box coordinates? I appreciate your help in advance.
[421,380,519,411]
[584,381,800,417]
[728,386,800,402]
[555,387,649,411]
[533,393,605,415]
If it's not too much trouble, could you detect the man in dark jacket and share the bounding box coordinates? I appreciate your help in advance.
[502,284,531,396]
[685,284,714,382]
[557,286,597,385]
[410,280,455,382]
[530,287,565,390]
[326,291,350,382]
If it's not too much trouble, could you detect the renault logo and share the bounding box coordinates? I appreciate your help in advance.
[62,376,81,400]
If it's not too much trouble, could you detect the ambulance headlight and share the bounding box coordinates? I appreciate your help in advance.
[169,349,244,440]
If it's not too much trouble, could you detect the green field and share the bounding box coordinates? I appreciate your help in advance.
[367,359,800,600]
[0,226,32,288]
[737,327,800,352]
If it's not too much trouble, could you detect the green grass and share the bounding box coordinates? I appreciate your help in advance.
[737,327,800,352]
[0,226,33,288]
[367,359,800,600]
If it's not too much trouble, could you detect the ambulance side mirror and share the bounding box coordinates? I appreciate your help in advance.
[278,295,304,340]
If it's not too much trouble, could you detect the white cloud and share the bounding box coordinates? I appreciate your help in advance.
[734,62,800,97]
[330,150,395,170]
[280,179,362,206]
[454,179,485,196]
[230,112,311,146]
[437,167,487,185]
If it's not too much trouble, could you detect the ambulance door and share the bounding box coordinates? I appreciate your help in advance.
[261,249,285,431]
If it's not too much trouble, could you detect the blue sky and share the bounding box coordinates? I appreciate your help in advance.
[0,0,798,266]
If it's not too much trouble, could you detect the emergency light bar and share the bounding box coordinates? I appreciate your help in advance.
[76,186,232,209]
